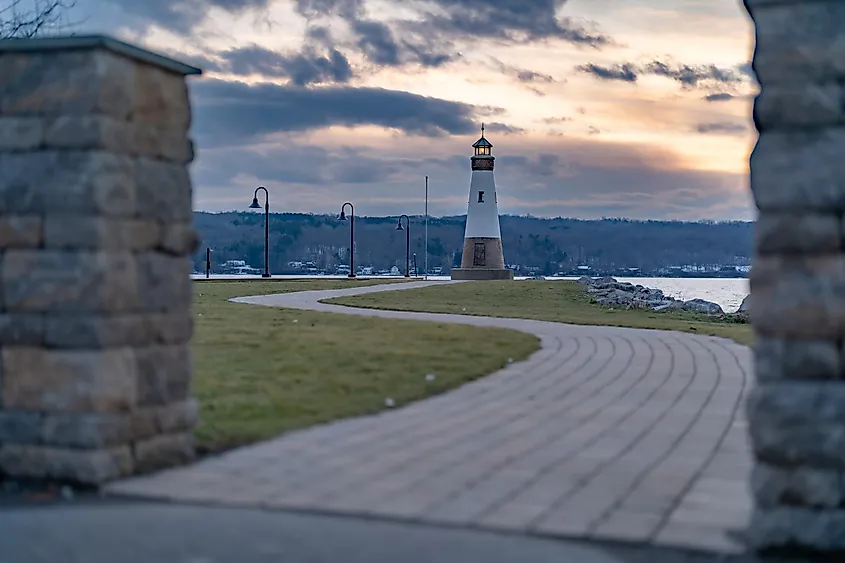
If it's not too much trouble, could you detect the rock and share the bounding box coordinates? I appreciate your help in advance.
[132,432,195,474]
[653,301,686,312]
[594,289,635,307]
[754,336,839,382]
[135,345,192,407]
[748,506,845,552]
[681,298,724,315]
[0,443,134,484]
[580,277,725,316]
[0,216,42,248]
[752,462,844,509]
[1,347,137,412]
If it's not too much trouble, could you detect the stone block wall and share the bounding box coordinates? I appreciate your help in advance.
[744,0,845,552]
[0,37,201,485]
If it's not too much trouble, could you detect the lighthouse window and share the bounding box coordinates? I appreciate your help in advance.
[478,191,485,203]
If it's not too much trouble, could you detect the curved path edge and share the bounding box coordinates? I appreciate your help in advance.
[107,281,754,556]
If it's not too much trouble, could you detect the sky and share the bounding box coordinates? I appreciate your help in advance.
[68,0,758,220]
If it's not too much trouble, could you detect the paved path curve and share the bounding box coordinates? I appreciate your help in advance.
[106,281,754,554]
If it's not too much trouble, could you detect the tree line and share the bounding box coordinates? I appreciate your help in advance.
[193,212,753,276]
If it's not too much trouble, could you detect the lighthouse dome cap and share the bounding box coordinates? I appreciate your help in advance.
[472,136,492,148]
[472,123,493,148]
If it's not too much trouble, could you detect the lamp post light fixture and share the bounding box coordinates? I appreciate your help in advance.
[396,214,411,278]
[339,202,356,278]
[249,186,271,278]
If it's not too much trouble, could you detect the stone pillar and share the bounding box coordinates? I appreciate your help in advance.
[744,1,845,553]
[0,36,201,486]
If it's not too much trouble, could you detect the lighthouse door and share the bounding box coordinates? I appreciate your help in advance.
[473,242,486,266]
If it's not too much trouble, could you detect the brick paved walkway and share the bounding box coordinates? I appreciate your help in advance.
[106,281,753,554]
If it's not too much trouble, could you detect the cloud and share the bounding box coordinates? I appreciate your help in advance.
[577,59,749,89]
[576,62,638,82]
[695,122,748,134]
[208,44,353,85]
[190,79,489,146]
[704,92,736,102]
[414,0,611,47]
[484,122,526,135]
[190,133,753,221]
[644,60,744,88]
[291,0,461,72]
[541,116,572,124]
[289,0,610,82]
[349,17,458,68]
[490,58,556,84]
[98,0,272,33]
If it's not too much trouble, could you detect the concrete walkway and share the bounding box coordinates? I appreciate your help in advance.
[106,281,753,555]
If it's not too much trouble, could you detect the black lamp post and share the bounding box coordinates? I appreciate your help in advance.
[249,186,271,278]
[339,202,356,278]
[205,247,211,278]
[396,214,411,278]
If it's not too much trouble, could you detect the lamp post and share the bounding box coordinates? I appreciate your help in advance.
[248,186,271,278]
[396,214,411,278]
[205,247,211,278]
[339,202,356,278]
[424,175,429,280]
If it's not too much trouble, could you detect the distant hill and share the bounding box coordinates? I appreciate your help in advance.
[192,212,753,276]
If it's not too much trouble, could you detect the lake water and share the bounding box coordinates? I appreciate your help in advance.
[193,274,750,313]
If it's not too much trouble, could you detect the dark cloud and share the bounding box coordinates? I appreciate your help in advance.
[491,59,556,84]
[576,63,637,82]
[695,122,748,134]
[355,20,457,68]
[414,0,610,47]
[209,45,353,85]
[193,145,404,188]
[191,135,752,221]
[488,58,557,96]
[190,79,487,146]
[736,61,755,79]
[644,60,743,87]
[292,0,460,71]
[484,122,526,135]
[704,93,736,102]
[498,153,562,177]
[98,0,272,33]
[97,0,605,91]
[577,59,748,89]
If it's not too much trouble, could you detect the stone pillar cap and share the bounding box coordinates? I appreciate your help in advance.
[0,34,202,76]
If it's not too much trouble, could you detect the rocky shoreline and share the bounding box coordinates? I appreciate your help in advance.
[577,276,749,320]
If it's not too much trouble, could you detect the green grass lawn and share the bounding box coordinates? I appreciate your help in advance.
[327,280,753,346]
[192,279,539,454]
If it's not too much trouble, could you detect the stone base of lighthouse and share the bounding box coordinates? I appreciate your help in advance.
[451,237,513,280]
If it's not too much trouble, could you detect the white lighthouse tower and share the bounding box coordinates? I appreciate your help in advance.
[451,125,513,280]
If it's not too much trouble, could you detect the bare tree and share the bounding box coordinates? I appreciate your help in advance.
[0,0,76,39]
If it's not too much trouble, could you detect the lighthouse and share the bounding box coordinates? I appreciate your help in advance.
[451,125,514,280]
